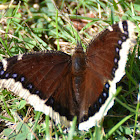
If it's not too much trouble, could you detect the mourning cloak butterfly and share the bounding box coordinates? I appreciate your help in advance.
[0,20,136,130]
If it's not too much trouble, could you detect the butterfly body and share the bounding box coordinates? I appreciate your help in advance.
[0,20,136,130]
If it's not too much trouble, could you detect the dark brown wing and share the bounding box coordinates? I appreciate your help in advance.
[78,21,136,130]
[87,23,126,80]
[0,51,75,126]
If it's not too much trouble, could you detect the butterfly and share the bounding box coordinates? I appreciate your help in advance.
[0,20,136,130]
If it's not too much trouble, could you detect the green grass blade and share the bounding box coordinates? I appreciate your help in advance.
[105,114,134,139]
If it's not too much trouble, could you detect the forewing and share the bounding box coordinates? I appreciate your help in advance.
[0,51,74,126]
[79,21,136,130]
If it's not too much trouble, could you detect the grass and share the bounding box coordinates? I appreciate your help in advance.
[0,0,140,139]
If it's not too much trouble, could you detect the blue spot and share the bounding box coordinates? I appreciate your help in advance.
[0,70,5,75]
[105,83,109,89]
[94,104,97,109]
[116,47,120,53]
[122,36,126,40]
[12,73,18,78]
[5,73,9,78]
[103,92,107,98]
[124,31,128,35]
[113,67,116,71]
[98,98,102,104]
[112,67,116,75]
[118,40,122,45]
[114,57,118,63]
[27,84,33,89]
[123,24,127,30]
[20,77,25,82]
[35,90,40,94]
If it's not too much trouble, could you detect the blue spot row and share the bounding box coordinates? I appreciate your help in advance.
[0,66,43,99]
[112,26,129,78]
[88,82,110,118]
[45,96,73,121]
